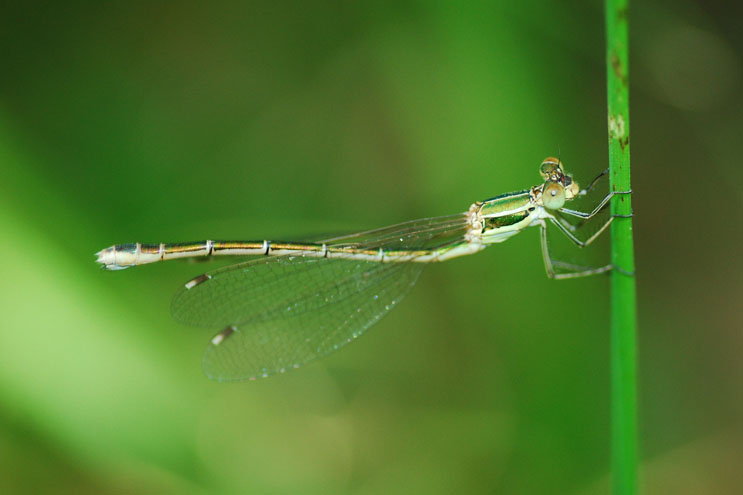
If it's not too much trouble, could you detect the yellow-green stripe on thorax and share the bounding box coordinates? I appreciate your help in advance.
[474,189,540,243]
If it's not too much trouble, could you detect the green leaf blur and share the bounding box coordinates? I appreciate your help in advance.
[1,2,740,493]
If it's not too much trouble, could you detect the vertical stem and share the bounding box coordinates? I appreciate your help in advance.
[605,0,637,494]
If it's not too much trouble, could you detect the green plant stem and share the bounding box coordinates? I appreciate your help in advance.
[605,0,637,494]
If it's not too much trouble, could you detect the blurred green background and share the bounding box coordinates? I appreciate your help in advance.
[1,1,740,493]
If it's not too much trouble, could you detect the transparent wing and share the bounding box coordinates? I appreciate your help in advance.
[171,213,470,381]
[191,257,423,381]
[322,213,469,250]
[172,213,470,328]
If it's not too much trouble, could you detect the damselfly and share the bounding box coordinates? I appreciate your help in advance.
[96,158,630,382]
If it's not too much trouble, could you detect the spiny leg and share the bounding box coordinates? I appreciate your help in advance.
[540,170,634,278]
[556,209,633,235]
[556,168,631,221]
[581,168,609,195]
[549,213,614,247]
[556,177,632,238]
[552,184,633,245]
[560,189,632,221]
[539,220,613,279]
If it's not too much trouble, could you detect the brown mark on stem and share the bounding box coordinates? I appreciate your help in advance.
[608,114,630,152]
[617,6,629,22]
[610,51,628,88]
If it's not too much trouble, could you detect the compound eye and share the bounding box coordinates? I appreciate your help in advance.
[542,182,566,209]
[540,157,563,180]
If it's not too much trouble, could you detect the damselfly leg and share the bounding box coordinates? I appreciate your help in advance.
[539,169,633,279]
[555,168,632,234]
[539,220,614,279]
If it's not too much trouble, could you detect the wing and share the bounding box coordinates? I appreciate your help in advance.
[171,213,470,382]
[322,212,469,250]
[191,257,424,381]
[172,213,471,329]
